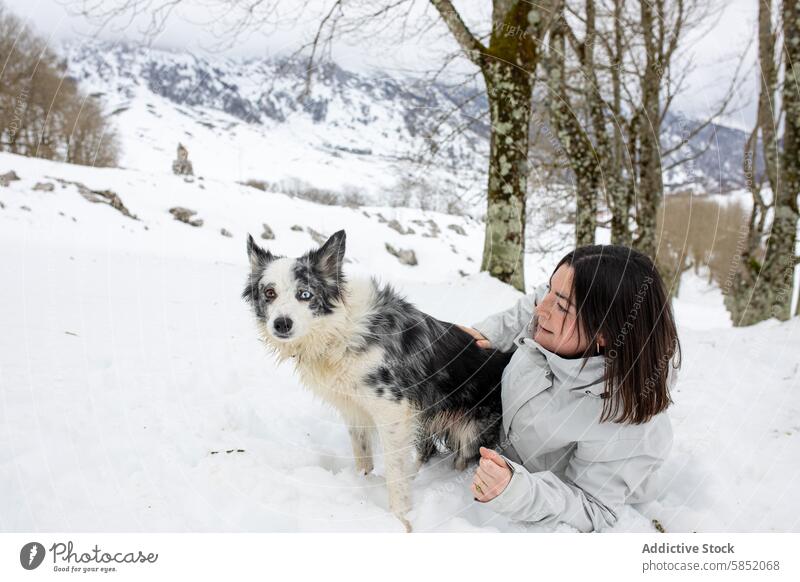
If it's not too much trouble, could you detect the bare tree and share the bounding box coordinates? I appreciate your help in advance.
[545,0,605,247]
[0,3,119,167]
[540,0,738,258]
[778,0,799,318]
[726,0,799,325]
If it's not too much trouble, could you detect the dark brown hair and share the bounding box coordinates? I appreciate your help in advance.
[555,245,681,424]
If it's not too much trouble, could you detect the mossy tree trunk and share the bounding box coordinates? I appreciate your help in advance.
[727,0,799,325]
[546,0,606,248]
[634,0,664,259]
[608,0,632,246]
[431,0,553,291]
[482,59,532,289]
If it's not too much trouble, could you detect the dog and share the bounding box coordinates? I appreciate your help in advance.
[242,229,510,531]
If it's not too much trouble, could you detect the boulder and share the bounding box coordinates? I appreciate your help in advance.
[169,206,203,227]
[385,243,418,266]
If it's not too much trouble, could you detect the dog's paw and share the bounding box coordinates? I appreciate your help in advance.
[400,516,413,533]
[355,459,374,475]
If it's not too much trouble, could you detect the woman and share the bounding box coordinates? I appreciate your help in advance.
[460,245,680,532]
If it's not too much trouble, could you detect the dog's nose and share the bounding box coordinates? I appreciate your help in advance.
[274,317,293,335]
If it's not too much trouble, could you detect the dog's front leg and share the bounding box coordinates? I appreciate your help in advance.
[342,406,375,475]
[374,404,415,532]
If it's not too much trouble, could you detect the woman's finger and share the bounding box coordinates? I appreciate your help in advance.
[479,457,505,478]
[456,325,492,348]
[474,472,505,501]
[480,446,510,469]
[457,325,483,340]
[470,481,487,502]
[475,467,495,487]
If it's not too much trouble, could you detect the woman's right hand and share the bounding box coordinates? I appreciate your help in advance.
[457,325,492,349]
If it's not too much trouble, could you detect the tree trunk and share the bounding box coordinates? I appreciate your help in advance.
[727,0,799,325]
[574,170,598,246]
[771,0,800,320]
[481,60,532,291]
[546,5,600,248]
[609,0,632,246]
[635,0,664,259]
[430,0,551,292]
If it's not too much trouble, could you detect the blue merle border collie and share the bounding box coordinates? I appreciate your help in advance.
[242,230,510,531]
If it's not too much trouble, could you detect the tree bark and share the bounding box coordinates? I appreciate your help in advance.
[772,0,800,320]
[547,1,601,247]
[635,0,664,259]
[726,0,799,325]
[482,59,532,289]
[609,0,632,245]
[431,0,552,291]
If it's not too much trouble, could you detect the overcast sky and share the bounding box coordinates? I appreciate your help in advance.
[5,0,758,127]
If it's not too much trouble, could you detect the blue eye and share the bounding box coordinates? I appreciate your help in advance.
[297,290,313,301]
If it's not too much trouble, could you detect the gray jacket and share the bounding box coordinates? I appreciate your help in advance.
[473,284,673,532]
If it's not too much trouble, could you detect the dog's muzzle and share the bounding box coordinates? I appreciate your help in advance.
[273,316,294,338]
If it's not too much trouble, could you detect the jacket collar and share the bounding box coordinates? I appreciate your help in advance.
[518,337,607,397]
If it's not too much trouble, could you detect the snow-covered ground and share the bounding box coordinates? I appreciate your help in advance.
[1,151,798,532]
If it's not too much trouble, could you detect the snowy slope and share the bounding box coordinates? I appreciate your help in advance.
[1,152,798,532]
[63,41,488,211]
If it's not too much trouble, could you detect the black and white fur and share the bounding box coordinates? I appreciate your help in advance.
[242,230,510,531]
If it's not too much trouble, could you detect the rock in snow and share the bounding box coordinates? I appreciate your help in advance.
[385,242,418,266]
[169,206,203,227]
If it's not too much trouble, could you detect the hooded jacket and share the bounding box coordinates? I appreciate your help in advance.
[472,283,673,532]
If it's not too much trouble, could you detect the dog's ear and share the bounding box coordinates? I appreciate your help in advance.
[247,234,274,271]
[311,230,346,278]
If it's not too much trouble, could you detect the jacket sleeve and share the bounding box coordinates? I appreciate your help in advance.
[481,435,670,532]
[471,283,547,352]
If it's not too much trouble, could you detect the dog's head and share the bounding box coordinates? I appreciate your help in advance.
[242,230,347,344]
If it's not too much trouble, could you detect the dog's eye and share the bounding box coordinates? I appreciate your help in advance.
[264,288,277,300]
[297,290,313,301]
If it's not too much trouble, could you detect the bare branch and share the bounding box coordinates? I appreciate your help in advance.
[428,0,487,66]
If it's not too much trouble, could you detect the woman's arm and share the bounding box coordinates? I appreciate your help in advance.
[480,435,671,532]
[481,458,617,532]
[469,283,546,352]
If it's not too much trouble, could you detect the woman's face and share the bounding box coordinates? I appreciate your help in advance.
[533,264,593,357]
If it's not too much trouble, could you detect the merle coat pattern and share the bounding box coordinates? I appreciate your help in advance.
[242,229,510,531]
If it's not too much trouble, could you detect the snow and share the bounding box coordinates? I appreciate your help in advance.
[1,151,799,532]
[673,269,733,330]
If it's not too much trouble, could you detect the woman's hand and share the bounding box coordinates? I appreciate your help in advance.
[471,447,512,502]
[457,325,492,349]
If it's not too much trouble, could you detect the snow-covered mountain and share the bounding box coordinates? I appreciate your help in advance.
[62,41,489,212]
[61,40,750,211]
